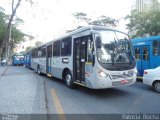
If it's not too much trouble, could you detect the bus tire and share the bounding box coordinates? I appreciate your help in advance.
[65,71,75,89]
[37,65,42,75]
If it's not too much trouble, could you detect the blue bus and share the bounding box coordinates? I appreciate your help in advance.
[24,52,31,68]
[131,36,160,77]
[12,54,25,66]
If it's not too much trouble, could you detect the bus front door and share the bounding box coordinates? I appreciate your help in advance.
[74,37,87,85]
[142,45,150,75]
[134,46,142,76]
[46,44,52,76]
[134,45,150,76]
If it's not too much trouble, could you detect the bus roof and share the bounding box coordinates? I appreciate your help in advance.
[63,25,127,37]
[131,36,160,43]
[30,25,127,51]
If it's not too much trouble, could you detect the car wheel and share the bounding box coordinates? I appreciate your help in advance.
[37,65,42,75]
[65,71,75,88]
[153,81,160,93]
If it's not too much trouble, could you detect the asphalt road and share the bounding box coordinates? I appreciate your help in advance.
[0,66,160,120]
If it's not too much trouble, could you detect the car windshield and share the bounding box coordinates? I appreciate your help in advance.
[96,30,133,64]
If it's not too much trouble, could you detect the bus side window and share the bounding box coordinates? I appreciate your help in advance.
[41,46,46,58]
[61,37,72,56]
[153,40,159,56]
[143,47,149,61]
[53,41,61,57]
[32,49,38,58]
[38,47,42,58]
[135,47,140,60]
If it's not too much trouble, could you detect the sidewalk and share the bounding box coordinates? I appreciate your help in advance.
[0,66,8,76]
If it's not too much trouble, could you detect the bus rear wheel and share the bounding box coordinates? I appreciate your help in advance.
[65,71,75,88]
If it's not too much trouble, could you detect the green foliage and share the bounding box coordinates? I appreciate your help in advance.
[35,41,43,46]
[13,17,24,27]
[25,46,33,52]
[11,27,24,44]
[0,8,7,46]
[126,10,160,38]
[73,12,117,27]
[90,16,117,27]
[0,8,25,51]
[73,12,87,20]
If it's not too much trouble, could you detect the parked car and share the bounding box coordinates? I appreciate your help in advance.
[143,67,160,93]
[1,58,7,66]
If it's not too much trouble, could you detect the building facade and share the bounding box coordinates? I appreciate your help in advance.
[132,0,160,12]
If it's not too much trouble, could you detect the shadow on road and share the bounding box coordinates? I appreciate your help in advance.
[76,86,132,98]
[45,76,132,99]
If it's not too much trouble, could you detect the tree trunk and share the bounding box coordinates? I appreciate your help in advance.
[0,0,22,59]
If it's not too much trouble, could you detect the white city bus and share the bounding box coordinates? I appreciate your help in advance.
[30,25,137,89]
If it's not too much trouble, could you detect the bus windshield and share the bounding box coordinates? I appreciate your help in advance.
[13,55,25,61]
[97,30,133,64]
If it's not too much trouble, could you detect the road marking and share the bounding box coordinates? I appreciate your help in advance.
[51,89,67,120]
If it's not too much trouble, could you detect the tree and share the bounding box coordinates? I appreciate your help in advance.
[0,8,8,49]
[73,12,117,27]
[10,26,25,50]
[35,41,43,46]
[2,0,23,59]
[0,0,33,59]
[73,12,91,24]
[25,46,33,52]
[126,10,160,38]
[0,7,25,58]
[89,16,117,27]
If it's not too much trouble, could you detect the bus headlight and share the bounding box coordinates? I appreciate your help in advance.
[97,69,108,78]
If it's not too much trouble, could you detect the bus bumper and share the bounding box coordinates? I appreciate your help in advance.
[91,73,136,89]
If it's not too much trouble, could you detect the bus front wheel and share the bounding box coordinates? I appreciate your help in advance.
[37,65,42,75]
[65,71,75,89]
